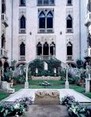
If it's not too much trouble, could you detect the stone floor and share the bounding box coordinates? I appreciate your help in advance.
[24,105,69,117]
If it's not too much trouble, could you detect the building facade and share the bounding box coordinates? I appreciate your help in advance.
[0,0,87,65]
[85,0,91,60]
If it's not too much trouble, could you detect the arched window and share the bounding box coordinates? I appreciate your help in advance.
[2,0,6,13]
[39,11,45,28]
[47,11,53,28]
[66,15,72,28]
[20,0,26,6]
[20,42,25,55]
[1,34,5,48]
[67,42,73,55]
[37,42,42,55]
[43,42,49,55]
[67,0,72,5]
[20,15,26,29]
[50,42,55,55]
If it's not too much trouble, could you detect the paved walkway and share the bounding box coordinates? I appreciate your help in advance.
[3,89,91,103]
[24,105,69,117]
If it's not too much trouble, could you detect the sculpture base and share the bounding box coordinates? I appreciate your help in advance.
[65,81,69,89]
[24,81,29,89]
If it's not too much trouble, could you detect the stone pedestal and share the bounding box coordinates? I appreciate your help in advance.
[24,81,29,89]
[34,90,60,105]
[85,78,91,93]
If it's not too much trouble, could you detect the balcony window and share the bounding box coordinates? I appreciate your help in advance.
[20,42,25,56]
[37,42,42,55]
[38,9,54,33]
[66,15,73,33]
[67,42,73,56]
[19,15,26,33]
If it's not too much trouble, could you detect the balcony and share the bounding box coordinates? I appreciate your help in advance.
[38,28,54,33]
[1,14,8,27]
[37,55,55,60]
[66,28,73,33]
[19,55,26,61]
[19,28,26,34]
[0,48,7,58]
[85,12,91,27]
[66,55,73,61]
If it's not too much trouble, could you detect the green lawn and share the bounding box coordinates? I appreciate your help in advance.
[1,80,91,101]
[0,91,9,101]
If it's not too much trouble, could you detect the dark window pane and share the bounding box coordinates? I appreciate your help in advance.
[49,0,54,5]
[47,18,53,28]
[67,20,72,28]
[67,45,72,55]
[43,42,49,55]
[2,4,6,13]
[20,43,25,55]
[20,16,26,28]
[67,0,72,4]
[44,0,49,5]
[38,0,42,5]
[20,0,26,6]
[39,18,45,28]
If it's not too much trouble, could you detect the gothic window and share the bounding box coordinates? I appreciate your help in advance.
[67,0,72,5]
[37,0,54,5]
[43,42,49,55]
[2,0,6,13]
[1,34,5,48]
[39,11,45,28]
[20,0,26,6]
[20,15,26,29]
[47,11,53,28]
[37,42,42,55]
[50,42,55,55]
[66,15,72,28]
[20,42,25,55]
[88,0,91,12]
[67,42,73,55]
[38,9,54,33]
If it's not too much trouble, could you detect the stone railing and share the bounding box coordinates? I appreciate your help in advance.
[0,48,7,58]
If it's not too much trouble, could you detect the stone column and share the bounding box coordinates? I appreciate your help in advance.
[85,78,90,93]
[65,65,69,89]
[24,64,29,88]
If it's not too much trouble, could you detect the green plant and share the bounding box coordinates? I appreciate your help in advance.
[28,58,61,76]
[76,59,84,68]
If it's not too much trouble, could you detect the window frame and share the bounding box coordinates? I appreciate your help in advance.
[19,15,26,33]
[38,9,54,33]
